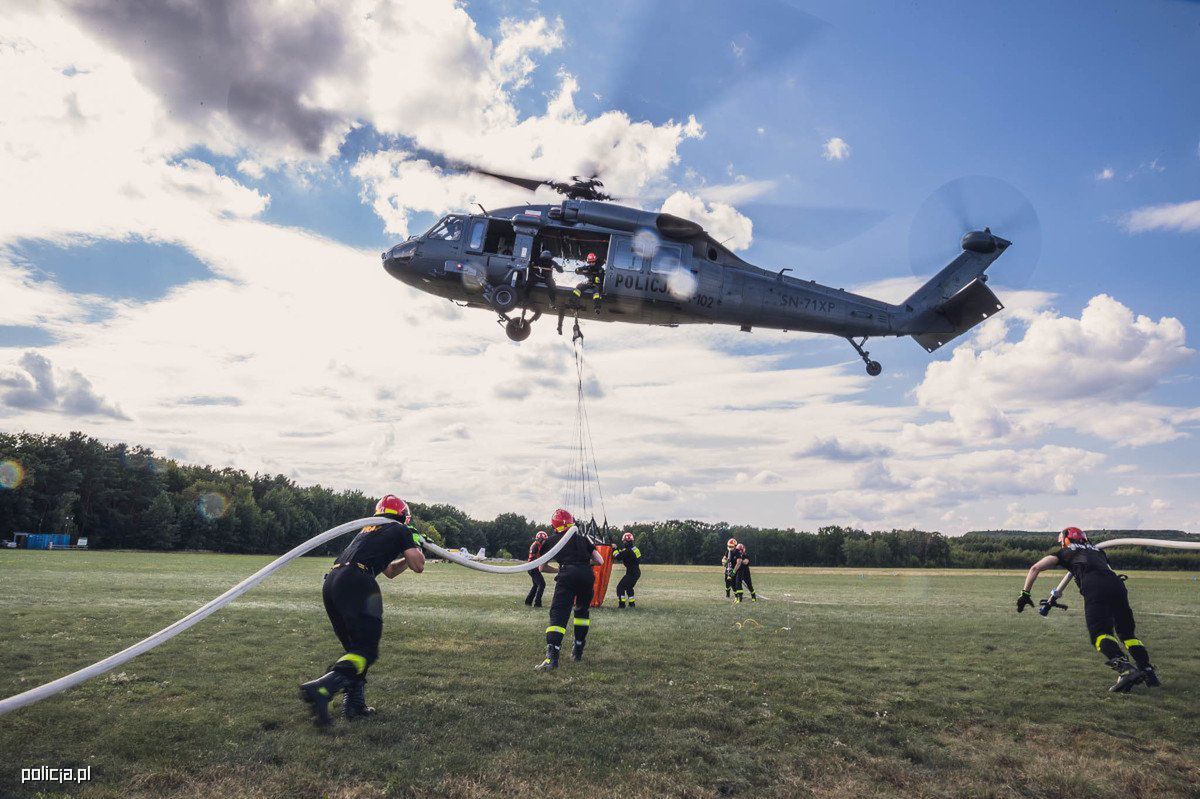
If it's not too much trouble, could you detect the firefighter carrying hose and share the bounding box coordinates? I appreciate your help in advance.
[535,509,603,671]
[1018,527,1160,692]
[298,495,425,726]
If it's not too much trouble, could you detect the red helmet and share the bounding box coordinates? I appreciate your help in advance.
[622,531,634,543]
[375,494,411,524]
[586,252,597,265]
[535,530,548,541]
[736,543,746,553]
[1060,526,1087,545]
[551,508,574,533]
[727,538,737,548]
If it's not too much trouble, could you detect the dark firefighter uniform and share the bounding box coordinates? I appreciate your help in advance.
[613,542,642,608]
[538,528,598,669]
[526,538,547,606]
[1056,542,1155,678]
[300,519,421,723]
[530,251,563,309]
[572,256,605,308]
[732,547,757,602]
[722,547,737,597]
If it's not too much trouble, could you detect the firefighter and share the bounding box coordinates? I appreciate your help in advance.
[525,530,549,607]
[731,542,757,602]
[531,250,563,309]
[721,537,738,598]
[572,252,605,309]
[1018,527,1160,692]
[299,495,425,726]
[535,508,603,671]
[613,531,642,608]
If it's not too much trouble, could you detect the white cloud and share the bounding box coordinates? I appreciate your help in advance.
[659,191,753,250]
[0,351,128,419]
[908,295,1196,447]
[628,481,682,502]
[1095,166,1114,181]
[1123,199,1200,234]
[1115,486,1145,496]
[793,435,892,462]
[822,137,850,161]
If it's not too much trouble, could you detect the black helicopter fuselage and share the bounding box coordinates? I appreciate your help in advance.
[382,198,1009,372]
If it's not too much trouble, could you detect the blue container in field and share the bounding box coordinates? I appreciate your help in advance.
[23,533,69,549]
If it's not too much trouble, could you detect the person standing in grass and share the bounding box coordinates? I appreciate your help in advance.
[1018,526,1160,692]
[535,508,603,671]
[298,495,425,726]
[731,542,757,602]
[525,530,548,607]
[613,531,642,608]
[722,537,738,598]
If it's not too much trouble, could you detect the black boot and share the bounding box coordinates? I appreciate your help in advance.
[572,640,585,661]
[534,599,543,607]
[342,675,376,720]
[1141,664,1161,687]
[617,599,626,609]
[535,645,559,672]
[524,596,534,606]
[1106,658,1145,693]
[299,670,354,726]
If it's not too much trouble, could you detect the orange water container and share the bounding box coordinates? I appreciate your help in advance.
[591,545,614,607]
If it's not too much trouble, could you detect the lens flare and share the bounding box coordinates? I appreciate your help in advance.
[666,267,699,300]
[197,492,229,521]
[632,228,661,259]
[0,460,24,489]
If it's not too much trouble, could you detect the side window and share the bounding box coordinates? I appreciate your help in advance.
[650,243,683,274]
[466,220,486,251]
[609,236,636,270]
[426,216,464,241]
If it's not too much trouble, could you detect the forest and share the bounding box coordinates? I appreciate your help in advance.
[2,432,1197,570]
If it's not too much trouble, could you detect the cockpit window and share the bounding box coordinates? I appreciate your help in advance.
[426,215,464,241]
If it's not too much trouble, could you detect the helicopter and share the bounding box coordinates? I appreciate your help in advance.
[381,170,1011,376]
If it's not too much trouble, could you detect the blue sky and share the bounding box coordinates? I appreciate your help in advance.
[1,1,1198,532]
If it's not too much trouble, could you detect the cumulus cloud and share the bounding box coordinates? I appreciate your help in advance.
[735,470,782,486]
[1123,199,1200,234]
[908,295,1196,447]
[0,351,128,419]
[822,137,850,161]
[629,481,682,502]
[659,191,753,250]
[1095,167,1114,181]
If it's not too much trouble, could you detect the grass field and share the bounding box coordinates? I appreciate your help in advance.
[1,551,1198,799]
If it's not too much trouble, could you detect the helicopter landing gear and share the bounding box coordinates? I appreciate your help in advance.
[500,309,539,342]
[505,317,532,342]
[847,336,882,377]
[488,284,519,314]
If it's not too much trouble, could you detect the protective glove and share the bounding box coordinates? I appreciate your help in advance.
[1016,590,1034,613]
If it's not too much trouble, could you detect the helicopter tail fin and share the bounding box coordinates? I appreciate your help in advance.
[900,240,1008,353]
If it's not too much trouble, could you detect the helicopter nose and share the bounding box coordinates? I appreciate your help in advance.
[381,242,419,283]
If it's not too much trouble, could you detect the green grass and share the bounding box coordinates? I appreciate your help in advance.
[1,551,1199,798]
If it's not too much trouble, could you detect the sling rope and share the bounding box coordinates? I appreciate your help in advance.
[0,517,577,717]
[1042,537,1200,608]
[563,337,607,539]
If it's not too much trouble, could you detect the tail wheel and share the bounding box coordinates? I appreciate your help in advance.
[505,317,532,342]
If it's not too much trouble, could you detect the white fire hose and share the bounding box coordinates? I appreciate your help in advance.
[0,517,575,717]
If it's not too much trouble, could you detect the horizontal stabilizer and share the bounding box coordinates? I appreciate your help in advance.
[910,278,1004,353]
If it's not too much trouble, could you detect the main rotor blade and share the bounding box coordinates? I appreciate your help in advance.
[468,167,547,193]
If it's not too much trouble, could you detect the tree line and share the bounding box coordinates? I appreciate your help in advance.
[2,432,1197,570]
